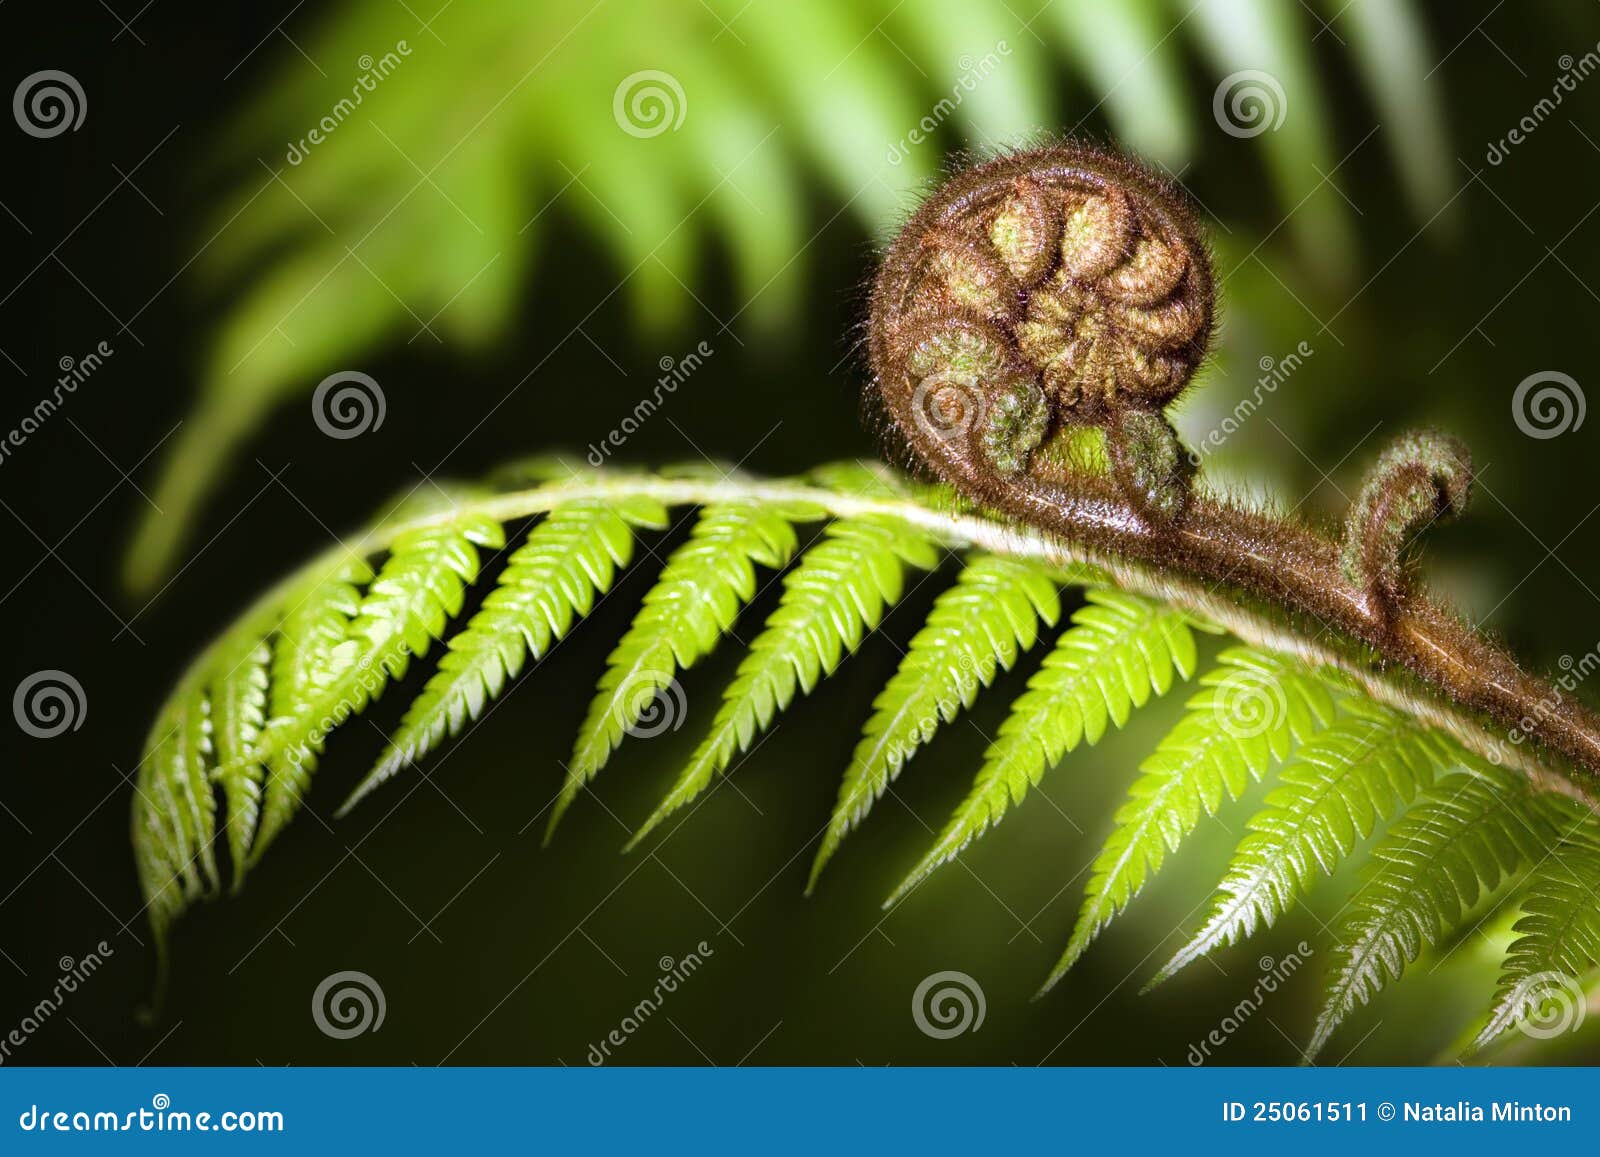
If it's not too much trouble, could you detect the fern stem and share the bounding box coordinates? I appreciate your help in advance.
[179,469,1599,811]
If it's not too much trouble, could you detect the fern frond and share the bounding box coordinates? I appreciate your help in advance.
[252,510,503,857]
[1471,797,1600,1052]
[885,590,1198,907]
[1309,763,1552,1059]
[128,463,1598,1065]
[627,515,940,848]
[1148,700,1451,987]
[550,500,820,839]
[1043,648,1336,991]
[807,554,1064,891]
[340,496,670,814]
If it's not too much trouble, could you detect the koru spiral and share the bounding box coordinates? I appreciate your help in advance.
[869,141,1213,524]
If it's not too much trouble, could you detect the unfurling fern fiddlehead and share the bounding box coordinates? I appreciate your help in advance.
[867,141,1600,780]
[128,142,1600,1061]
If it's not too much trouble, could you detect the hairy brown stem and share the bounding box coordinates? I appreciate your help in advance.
[937,451,1600,778]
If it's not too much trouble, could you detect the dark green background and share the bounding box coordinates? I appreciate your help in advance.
[4,0,1600,1066]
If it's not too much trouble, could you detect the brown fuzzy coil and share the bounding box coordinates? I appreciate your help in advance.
[869,142,1214,492]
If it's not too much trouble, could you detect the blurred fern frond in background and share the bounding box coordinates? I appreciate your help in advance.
[126,0,1450,590]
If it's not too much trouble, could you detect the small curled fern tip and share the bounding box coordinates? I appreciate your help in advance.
[868,142,1600,781]
[1340,428,1473,608]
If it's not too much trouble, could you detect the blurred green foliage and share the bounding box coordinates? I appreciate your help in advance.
[126,0,1449,589]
